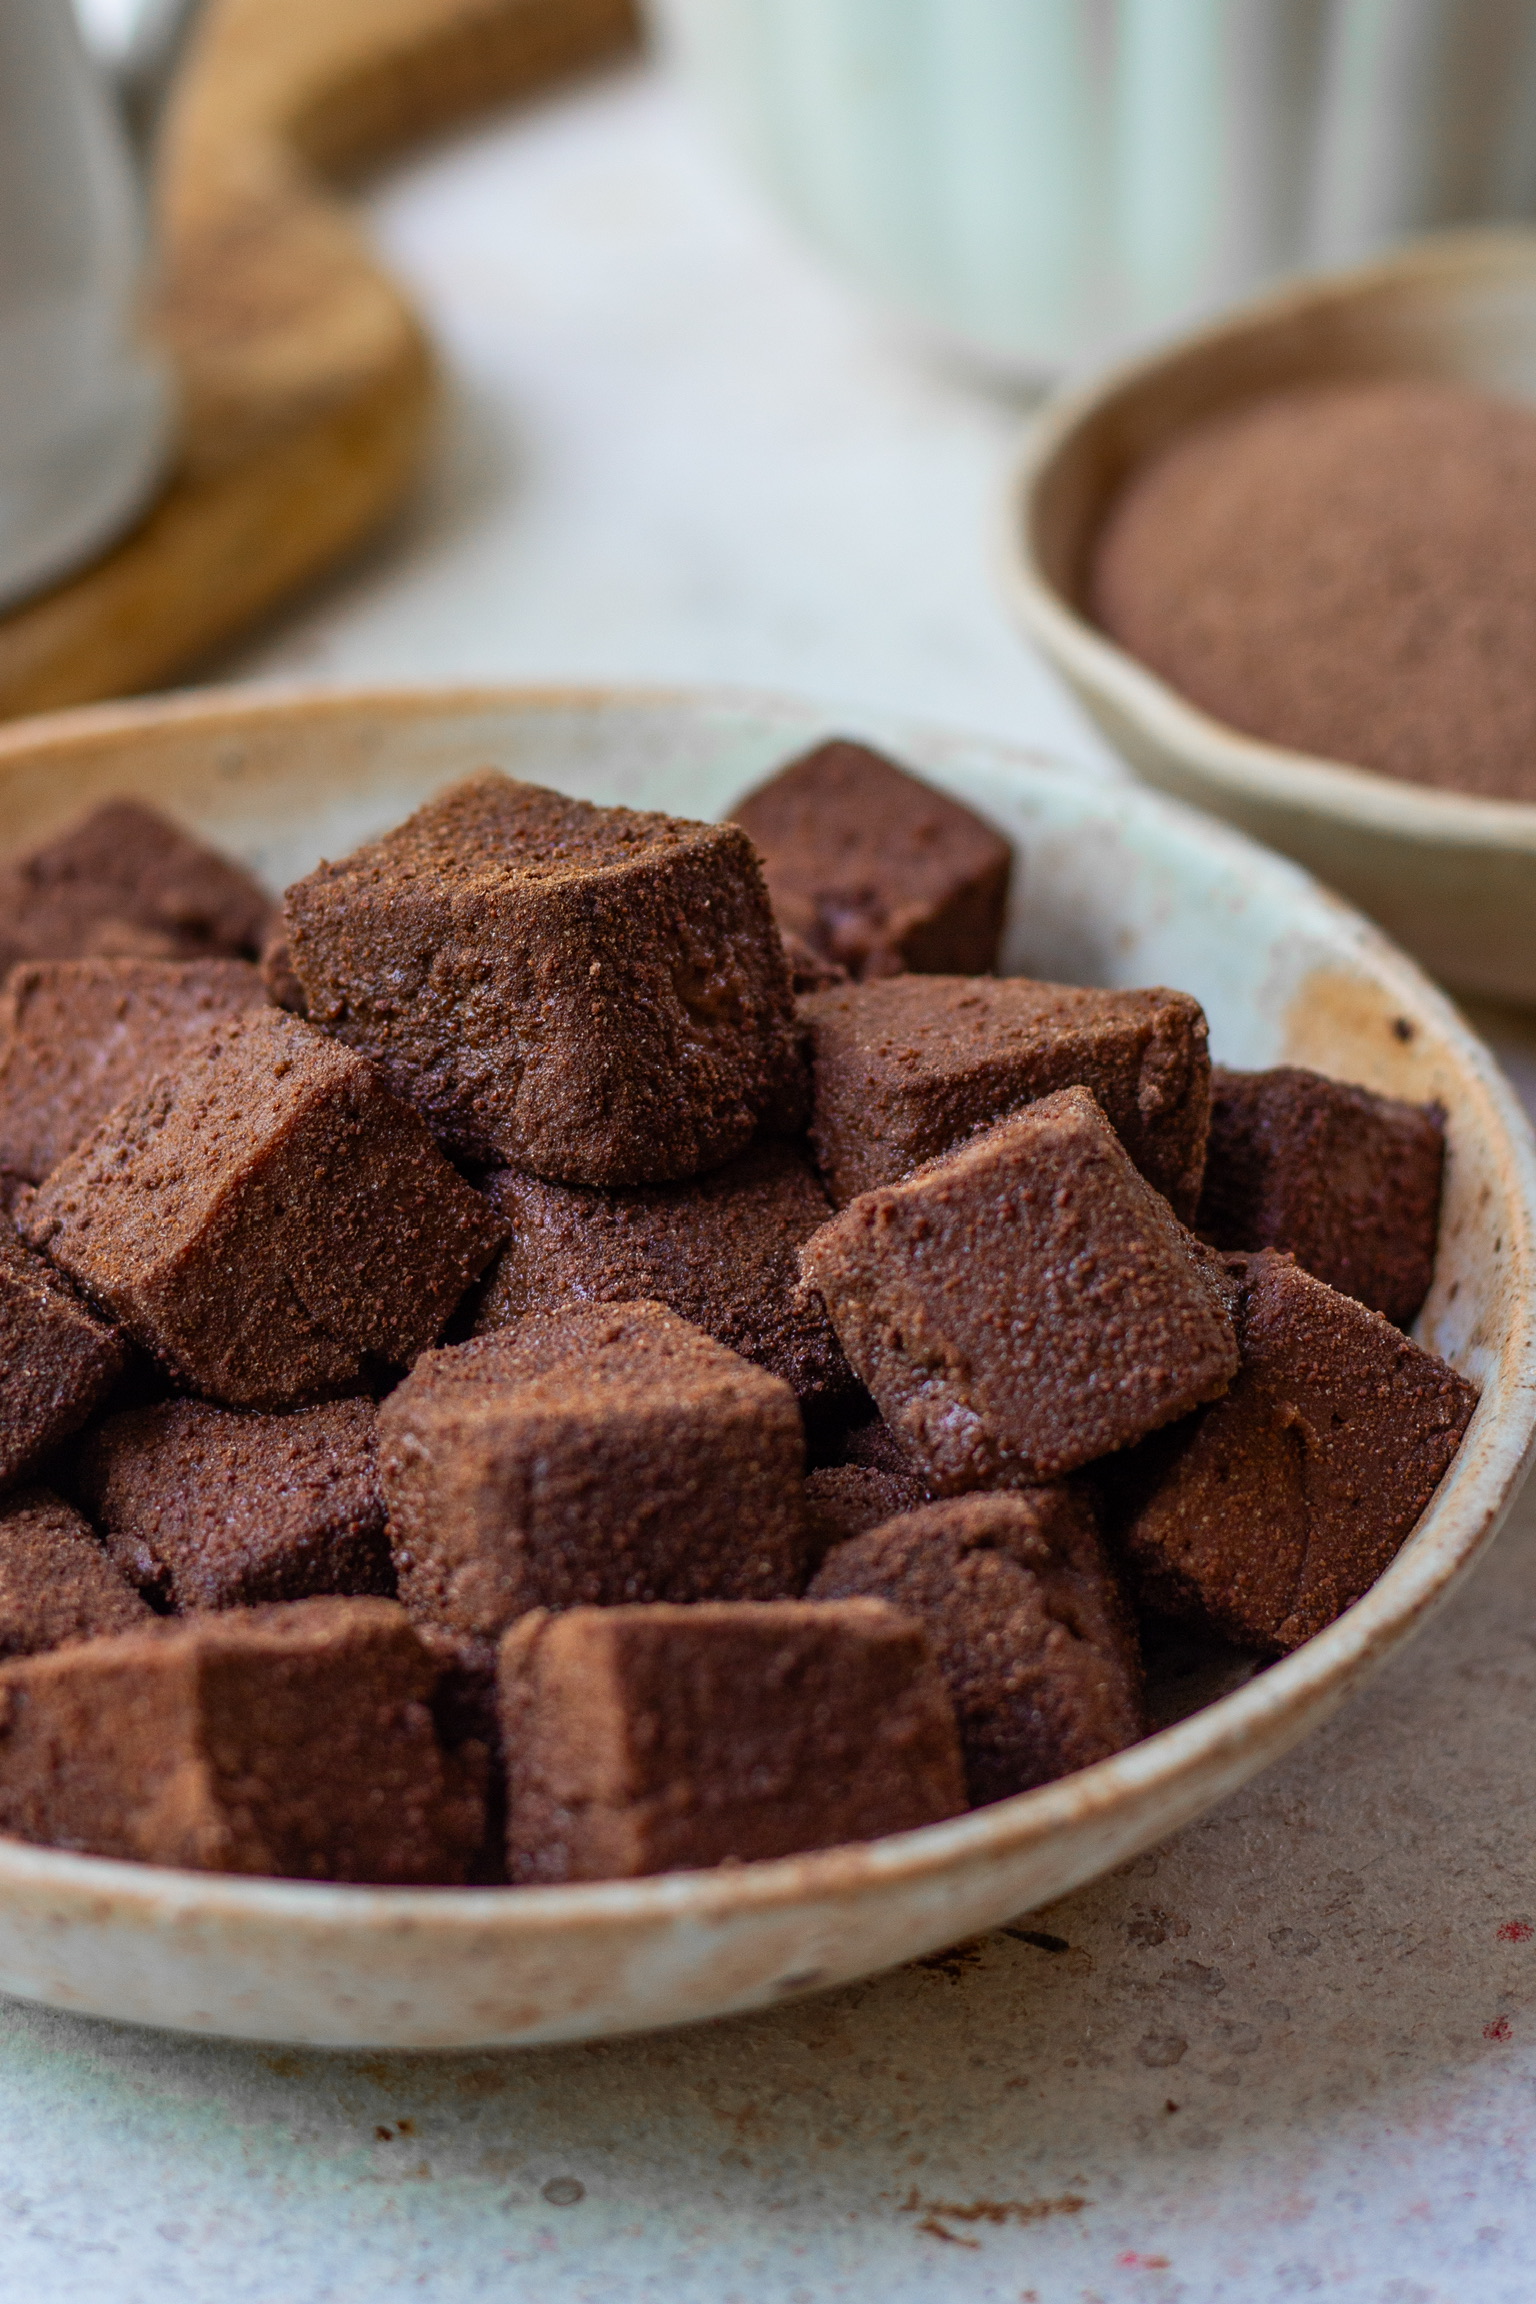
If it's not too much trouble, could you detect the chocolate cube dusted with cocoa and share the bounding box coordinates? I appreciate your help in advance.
[839,1413,929,1481]
[259,927,307,1015]
[732,738,1012,980]
[0,1488,150,1658]
[1107,1249,1478,1653]
[0,1597,484,1880]
[76,1396,390,1610]
[0,799,271,974]
[803,1464,929,1566]
[381,1302,808,1640]
[0,957,268,1183]
[809,1490,1143,1804]
[780,929,848,994]
[413,1623,504,1882]
[1197,1064,1445,1327]
[803,972,1211,1219]
[499,1599,966,1882]
[799,1086,1239,1494]
[0,1225,125,1489]
[21,1008,504,1410]
[473,1140,860,1425]
[282,771,807,1183]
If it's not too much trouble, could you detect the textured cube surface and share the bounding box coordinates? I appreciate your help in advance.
[1108,1249,1478,1653]
[381,1302,808,1641]
[0,801,271,973]
[838,1415,930,1481]
[283,772,807,1182]
[0,1226,125,1490]
[1198,1064,1445,1326]
[0,1489,150,1659]
[810,1490,1144,1803]
[21,1008,504,1409]
[732,738,1012,980]
[474,1139,859,1423]
[499,1598,966,1881]
[77,1397,389,1611]
[800,1086,1238,1492]
[802,972,1211,1217]
[0,1597,484,1880]
[803,1465,928,1566]
[0,957,267,1183]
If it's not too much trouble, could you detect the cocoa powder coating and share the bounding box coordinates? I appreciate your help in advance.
[473,1139,860,1424]
[803,1464,929,1566]
[802,972,1211,1219]
[0,1225,126,1490]
[282,772,807,1182]
[381,1302,808,1640]
[77,1396,390,1611]
[1105,1249,1478,1653]
[0,1489,150,1659]
[0,1597,485,1880]
[0,956,268,1183]
[809,1489,1144,1803]
[498,1598,966,1882]
[0,799,272,971]
[799,1085,1239,1492]
[732,738,1012,980]
[1198,1063,1444,1327]
[21,1008,504,1409]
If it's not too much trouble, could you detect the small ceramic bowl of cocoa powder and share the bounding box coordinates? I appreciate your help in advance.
[1005,227,1536,1007]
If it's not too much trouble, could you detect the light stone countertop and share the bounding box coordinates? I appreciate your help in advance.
[6,59,1535,2304]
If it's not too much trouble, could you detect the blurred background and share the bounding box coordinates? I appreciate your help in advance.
[9,0,1536,766]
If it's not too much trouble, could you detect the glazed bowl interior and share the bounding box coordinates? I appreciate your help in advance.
[1006,227,1536,1004]
[0,681,1531,2052]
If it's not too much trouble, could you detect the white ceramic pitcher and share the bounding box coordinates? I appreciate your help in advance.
[0,0,173,612]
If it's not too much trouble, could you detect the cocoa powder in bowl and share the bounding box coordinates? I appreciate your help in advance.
[1089,377,1536,803]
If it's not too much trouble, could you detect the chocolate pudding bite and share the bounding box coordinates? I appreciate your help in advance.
[810,1490,1143,1804]
[731,737,1012,980]
[0,1489,150,1659]
[0,799,271,974]
[259,927,307,1015]
[803,1464,929,1565]
[1198,1064,1445,1327]
[282,771,806,1183]
[0,1597,484,1880]
[381,1302,808,1642]
[780,929,848,994]
[0,774,1486,1888]
[473,1140,860,1426]
[800,1085,1238,1494]
[0,956,267,1183]
[21,1007,503,1410]
[802,972,1211,1218]
[0,1225,125,1490]
[499,1598,966,1882]
[77,1396,390,1611]
[1107,1249,1477,1654]
[839,1414,929,1482]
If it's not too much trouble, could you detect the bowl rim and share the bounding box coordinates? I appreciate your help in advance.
[1002,226,1536,850]
[0,675,1531,1938]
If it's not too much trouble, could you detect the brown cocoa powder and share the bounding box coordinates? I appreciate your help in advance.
[1090,378,1536,802]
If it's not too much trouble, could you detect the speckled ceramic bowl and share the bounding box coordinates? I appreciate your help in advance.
[0,682,1530,2050]
[1004,229,1536,1005]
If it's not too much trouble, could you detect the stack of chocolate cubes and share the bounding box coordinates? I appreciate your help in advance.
[0,746,1474,1885]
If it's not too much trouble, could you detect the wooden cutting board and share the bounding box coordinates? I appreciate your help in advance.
[0,0,638,721]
